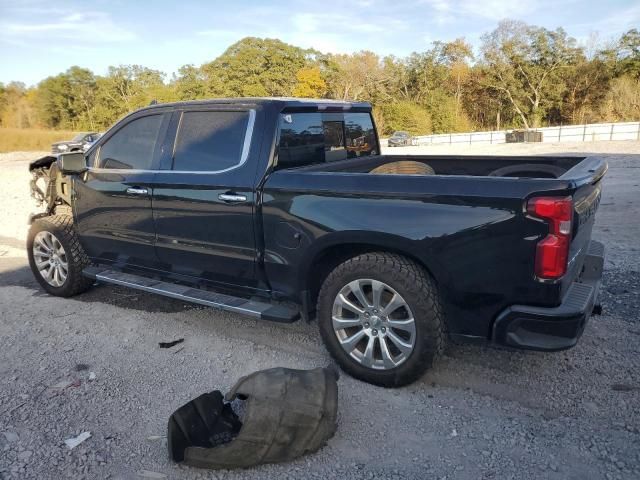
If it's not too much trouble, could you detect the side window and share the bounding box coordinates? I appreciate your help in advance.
[277,113,324,169]
[277,112,378,169]
[345,113,377,157]
[172,110,249,171]
[98,115,164,169]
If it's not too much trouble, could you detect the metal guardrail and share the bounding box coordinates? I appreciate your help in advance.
[410,121,640,146]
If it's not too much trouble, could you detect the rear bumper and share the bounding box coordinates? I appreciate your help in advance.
[492,240,604,351]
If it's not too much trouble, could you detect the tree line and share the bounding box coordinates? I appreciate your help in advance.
[1,20,638,136]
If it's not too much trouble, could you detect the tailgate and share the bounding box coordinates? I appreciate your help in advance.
[563,157,606,288]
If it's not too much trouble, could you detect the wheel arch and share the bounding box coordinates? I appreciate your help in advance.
[298,233,442,318]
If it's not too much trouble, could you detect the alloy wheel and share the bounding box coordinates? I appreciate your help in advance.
[331,279,416,370]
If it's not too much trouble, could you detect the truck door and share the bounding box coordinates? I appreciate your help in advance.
[152,108,261,291]
[74,111,170,269]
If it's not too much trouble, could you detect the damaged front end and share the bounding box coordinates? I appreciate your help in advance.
[28,155,74,221]
[168,367,339,469]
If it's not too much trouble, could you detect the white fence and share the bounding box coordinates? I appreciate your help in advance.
[412,121,640,146]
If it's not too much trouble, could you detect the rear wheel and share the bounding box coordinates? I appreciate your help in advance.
[317,252,445,387]
[27,215,93,297]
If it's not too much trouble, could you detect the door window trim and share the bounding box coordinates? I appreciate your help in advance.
[89,108,256,175]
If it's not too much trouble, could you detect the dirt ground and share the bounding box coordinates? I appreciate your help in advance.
[0,142,638,480]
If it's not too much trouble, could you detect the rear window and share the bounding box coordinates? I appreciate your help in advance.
[172,110,249,172]
[277,112,377,169]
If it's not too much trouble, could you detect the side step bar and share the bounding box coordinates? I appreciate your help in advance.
[83,267,299,323]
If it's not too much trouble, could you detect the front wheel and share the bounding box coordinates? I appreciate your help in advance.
[317,252,445,387]
[27,215,93,297]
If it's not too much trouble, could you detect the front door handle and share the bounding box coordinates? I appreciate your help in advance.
[126,187,148,195]
[218,193,247,203]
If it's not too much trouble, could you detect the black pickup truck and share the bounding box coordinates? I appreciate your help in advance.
[27,98,606,387]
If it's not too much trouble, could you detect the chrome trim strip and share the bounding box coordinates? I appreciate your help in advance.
[89,109,256,175]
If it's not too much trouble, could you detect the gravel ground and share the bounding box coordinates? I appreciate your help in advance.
[0,142,639,480]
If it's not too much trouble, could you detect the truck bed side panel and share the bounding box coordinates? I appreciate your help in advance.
[261,172,564,339]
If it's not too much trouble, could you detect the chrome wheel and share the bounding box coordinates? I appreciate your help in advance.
[332,279,416,370]
[32,231,68,287]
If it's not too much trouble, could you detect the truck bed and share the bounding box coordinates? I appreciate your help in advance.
[299,154,585,178]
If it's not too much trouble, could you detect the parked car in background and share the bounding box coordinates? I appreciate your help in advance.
[387,131,414,147]
[51,132,101,154]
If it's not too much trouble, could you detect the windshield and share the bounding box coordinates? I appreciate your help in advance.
[393,132,409,137]
[72,133,88,142]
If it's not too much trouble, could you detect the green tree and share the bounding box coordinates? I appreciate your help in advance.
[617,29,640,78]
[380,101,431,135]
[36,67,98,129]
[480,20,582,128]
[202,37,313,97]
[173,64,207,100]
[94,65,166,127]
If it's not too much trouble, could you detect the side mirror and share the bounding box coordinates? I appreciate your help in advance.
[58,152,87,174]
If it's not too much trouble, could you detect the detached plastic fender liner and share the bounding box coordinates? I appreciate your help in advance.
[168,367,339,469]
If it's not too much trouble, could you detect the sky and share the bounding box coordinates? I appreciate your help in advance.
[0,0,639,86]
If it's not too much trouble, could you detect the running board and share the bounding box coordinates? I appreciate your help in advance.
[83,267,299,323]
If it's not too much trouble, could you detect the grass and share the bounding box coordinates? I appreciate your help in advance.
[0,128,78,153]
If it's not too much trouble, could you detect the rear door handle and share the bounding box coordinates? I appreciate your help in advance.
[126,187,148,195]
[218,193,247,203]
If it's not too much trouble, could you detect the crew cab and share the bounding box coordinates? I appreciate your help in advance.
[27,98,606,387]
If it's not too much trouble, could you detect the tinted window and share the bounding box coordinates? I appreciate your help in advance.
[172,110,249,171]
[98,115,164,169]
[323,121,347,162]
[278,112,377,169]
[345,113,377,157]
[278,113,324,168]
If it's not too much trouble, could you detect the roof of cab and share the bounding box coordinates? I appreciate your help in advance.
[138,97,372,113]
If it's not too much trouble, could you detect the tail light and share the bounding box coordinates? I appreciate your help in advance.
[527,196,573,279]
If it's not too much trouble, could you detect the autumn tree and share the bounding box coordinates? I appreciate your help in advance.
[0,82,38,128]
[326,51,392,102]
[292,66,327,97]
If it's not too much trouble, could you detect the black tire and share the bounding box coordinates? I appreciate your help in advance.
[27,215,93,297]
[317,252,445,387]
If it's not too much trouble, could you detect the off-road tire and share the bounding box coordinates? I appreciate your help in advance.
[317,252,445,387]
[27,215,93,297]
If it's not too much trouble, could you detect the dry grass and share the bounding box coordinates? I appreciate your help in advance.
[0,128,78,153]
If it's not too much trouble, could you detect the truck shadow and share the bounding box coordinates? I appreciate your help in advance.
[0,258,199,314]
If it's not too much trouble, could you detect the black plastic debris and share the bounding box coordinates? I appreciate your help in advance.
[159,338,184,349]
[168,366,339,469]
[168,391,242,462]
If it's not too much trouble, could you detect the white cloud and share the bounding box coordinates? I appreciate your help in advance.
[1,10,136,43]
[419,0,544,23]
